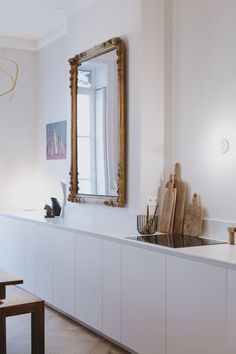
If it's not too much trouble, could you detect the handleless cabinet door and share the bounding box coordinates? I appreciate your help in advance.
[121,244,166,354]
[0,216,26,279]
[103,240,121,341]
[227,269,236,354]
[76,233,102,331]
[33,224,53,304]
[23,222,35,293]
[166,255,226,354]
[53,229,76,316]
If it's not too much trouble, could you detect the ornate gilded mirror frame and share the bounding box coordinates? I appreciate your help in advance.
[68,37,126,207]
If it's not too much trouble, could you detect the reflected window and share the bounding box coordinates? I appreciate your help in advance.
[95,87,108,195]
[78,91,95,194]
[78,69,92,88]
[78,59,114,196]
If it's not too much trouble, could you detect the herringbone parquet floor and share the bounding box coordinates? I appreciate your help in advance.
[6,306,130,354]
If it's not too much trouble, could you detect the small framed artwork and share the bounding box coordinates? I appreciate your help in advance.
[46,121,67,160]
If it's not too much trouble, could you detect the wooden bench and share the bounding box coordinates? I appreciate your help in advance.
[0,286,45,354]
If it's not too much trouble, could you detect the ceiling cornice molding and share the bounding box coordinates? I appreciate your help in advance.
[0,35,37,51]
[36,23,67,51]
[0,0,96,52]
[65,0,96,18]
[0,23,67,52]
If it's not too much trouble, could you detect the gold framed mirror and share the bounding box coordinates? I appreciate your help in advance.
[68,37,126,207]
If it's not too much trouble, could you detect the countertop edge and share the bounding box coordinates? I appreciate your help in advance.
[1,210,236,271]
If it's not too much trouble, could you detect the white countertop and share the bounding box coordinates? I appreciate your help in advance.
[1,209,236,270]
[0,209,138,239]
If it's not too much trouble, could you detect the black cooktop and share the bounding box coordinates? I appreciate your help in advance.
[127,234,227,248]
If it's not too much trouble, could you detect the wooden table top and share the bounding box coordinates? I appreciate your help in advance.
[0,268,23,287]
[0,286,42,309]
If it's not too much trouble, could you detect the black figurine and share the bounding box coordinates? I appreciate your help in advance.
[51,197,61,216]
[44,204,54,218]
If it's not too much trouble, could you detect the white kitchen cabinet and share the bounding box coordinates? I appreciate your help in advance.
[0,216,26,279]
[121,244,166,354]
[166,255,226,354]
[0,213,235,354]
[23,223,35,292]
[32,223,53,304]
[103,240,121,342]
[53,229,76,316]
[76,233,102,331]
[226,269,236,354]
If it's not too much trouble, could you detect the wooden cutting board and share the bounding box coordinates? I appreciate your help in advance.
[183,193,204,237]
[172,163,187,234]
[159,175,177,233]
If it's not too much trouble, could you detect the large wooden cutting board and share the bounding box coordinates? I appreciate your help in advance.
[159,175,177,233]
[183,193,204,237]
[172,163,187,234]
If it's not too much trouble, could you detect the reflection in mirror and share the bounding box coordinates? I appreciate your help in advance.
[68,38,126,207]
[77,51,118,196]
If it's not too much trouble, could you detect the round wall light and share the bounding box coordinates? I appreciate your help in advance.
[220,138,230,154]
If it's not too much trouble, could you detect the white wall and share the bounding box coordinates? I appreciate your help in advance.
[67,0,166,212]
[67,0,142,211]
[33,0,145,224]
[2,0,236,233]
[165,0,236,224]
[140,0,165,209]
[11,0,165,219]
[0,48,38,210]
[37,36,70,206]
[0,0,166,225]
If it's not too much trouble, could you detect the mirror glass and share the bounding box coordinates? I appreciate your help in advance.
[77,50,118,196]
[68,38,126,206]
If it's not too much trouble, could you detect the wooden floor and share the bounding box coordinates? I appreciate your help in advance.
[6,306,130,354]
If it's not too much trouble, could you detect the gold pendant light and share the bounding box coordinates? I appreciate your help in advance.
[0,55,19,103]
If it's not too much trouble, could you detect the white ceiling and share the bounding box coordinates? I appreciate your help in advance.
[0,0,95,40]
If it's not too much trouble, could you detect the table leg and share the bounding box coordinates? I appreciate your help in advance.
[31,302,45,354]
[0,310,6,354]
[0,286,6,301]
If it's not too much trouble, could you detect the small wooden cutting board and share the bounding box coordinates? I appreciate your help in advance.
[159,175,177,233]
[173,163,187,234]
[183,193,204,237]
